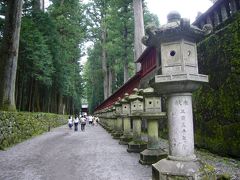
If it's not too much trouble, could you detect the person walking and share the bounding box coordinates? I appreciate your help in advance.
[80,116,86,131]
[96,116,99,126]
[74,115,79,131]
[88,115,93,125]
[68,115,73,129]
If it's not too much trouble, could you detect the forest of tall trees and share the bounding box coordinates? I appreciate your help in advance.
[0,0,159,114]
[83,0,159,112]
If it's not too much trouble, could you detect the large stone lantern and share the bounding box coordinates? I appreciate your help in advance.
[112,99,123,139]
[127,88,147,153]
[143,12,215,179]
[139,87,167,165]
[119,93,133,145]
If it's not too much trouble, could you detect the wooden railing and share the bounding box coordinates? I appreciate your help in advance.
[138,47,157,78]
[193,0,240,28]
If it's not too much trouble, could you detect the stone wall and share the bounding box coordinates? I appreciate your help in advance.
[0,111,67,150]
[194,12,240,158]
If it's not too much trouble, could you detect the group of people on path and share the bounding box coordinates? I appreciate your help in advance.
[67,115,99,132]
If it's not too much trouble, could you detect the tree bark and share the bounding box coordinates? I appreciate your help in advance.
[58,94,63,114]
[33,81,40,112]
[133,0,145,72]
[101,25,108,100]
[0,0,23,111]
[28,78,34,112]
[60,0,65,7]
[108,68,113,97]
[40,0,44,11]
[123,12,129,83]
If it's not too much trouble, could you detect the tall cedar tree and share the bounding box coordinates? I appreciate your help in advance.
[0,0,23,111]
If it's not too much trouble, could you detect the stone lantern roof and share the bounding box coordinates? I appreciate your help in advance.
[120,93,130,104]
[129,88,143,101]
[114,100,122,107]
[142,87,156,97]
[142,11,209,47]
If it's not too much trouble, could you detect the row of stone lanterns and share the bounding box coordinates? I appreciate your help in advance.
[95,11,216,179]
[95,87,167,166]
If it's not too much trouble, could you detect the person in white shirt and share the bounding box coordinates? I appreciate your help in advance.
[80,116,86,131]
[68,115,73,129]
[88,115,93,125]
[74,115,79,131]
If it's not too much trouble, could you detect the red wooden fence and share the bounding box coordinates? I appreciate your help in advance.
[94,47,157,112]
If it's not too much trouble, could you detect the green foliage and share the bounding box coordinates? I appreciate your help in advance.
[84,0,159,112]
[47,0,86,113]
[0,111,67,150]
[83,43,104,113]
[19,16,54,86]
[12,0,87,113]
[194,12,240,158]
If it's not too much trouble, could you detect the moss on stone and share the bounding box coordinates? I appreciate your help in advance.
[129,140,147,145]
[192,12,240,158]
[0,111,67,150]
[217,174,231,180]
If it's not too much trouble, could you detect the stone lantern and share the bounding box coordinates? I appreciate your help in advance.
[143,12,215,179]
[103,109,109,131]
[110,106,117,136]
[100,109,106,128]
[107,108,114,133]
[127,88,147,153]
[119,93,133,145]
[104,108,112,133]
[139,87,167,165]
[112,99,123,139]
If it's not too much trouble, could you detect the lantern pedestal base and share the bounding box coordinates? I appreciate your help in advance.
[139,149,167,165]
[127,140,147,153]
[112,131,123,139]
[152,158,216,180]
[119,134,132,145]
[106,127,113,133]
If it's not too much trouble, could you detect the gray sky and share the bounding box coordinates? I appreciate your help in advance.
[145,0,213,24]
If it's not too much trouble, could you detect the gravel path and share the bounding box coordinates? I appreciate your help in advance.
[0,125,151,180]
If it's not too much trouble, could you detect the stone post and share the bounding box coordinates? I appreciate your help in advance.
[139,87,167,165]
[100,110,107,129]
[104,108,111,132]
[110,107,118,137]
[127,88,147,153]
[143,11,216,179]
[107,108,114,133]
[102,109,108,130]
[112,99,123,139]
[119,93,133,145]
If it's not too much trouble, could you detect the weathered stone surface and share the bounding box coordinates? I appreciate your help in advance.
[119,134,133,145]
[139,149,167,165]
[127,140,147,153]
[152,159,216,180]
[151,11,215,179]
